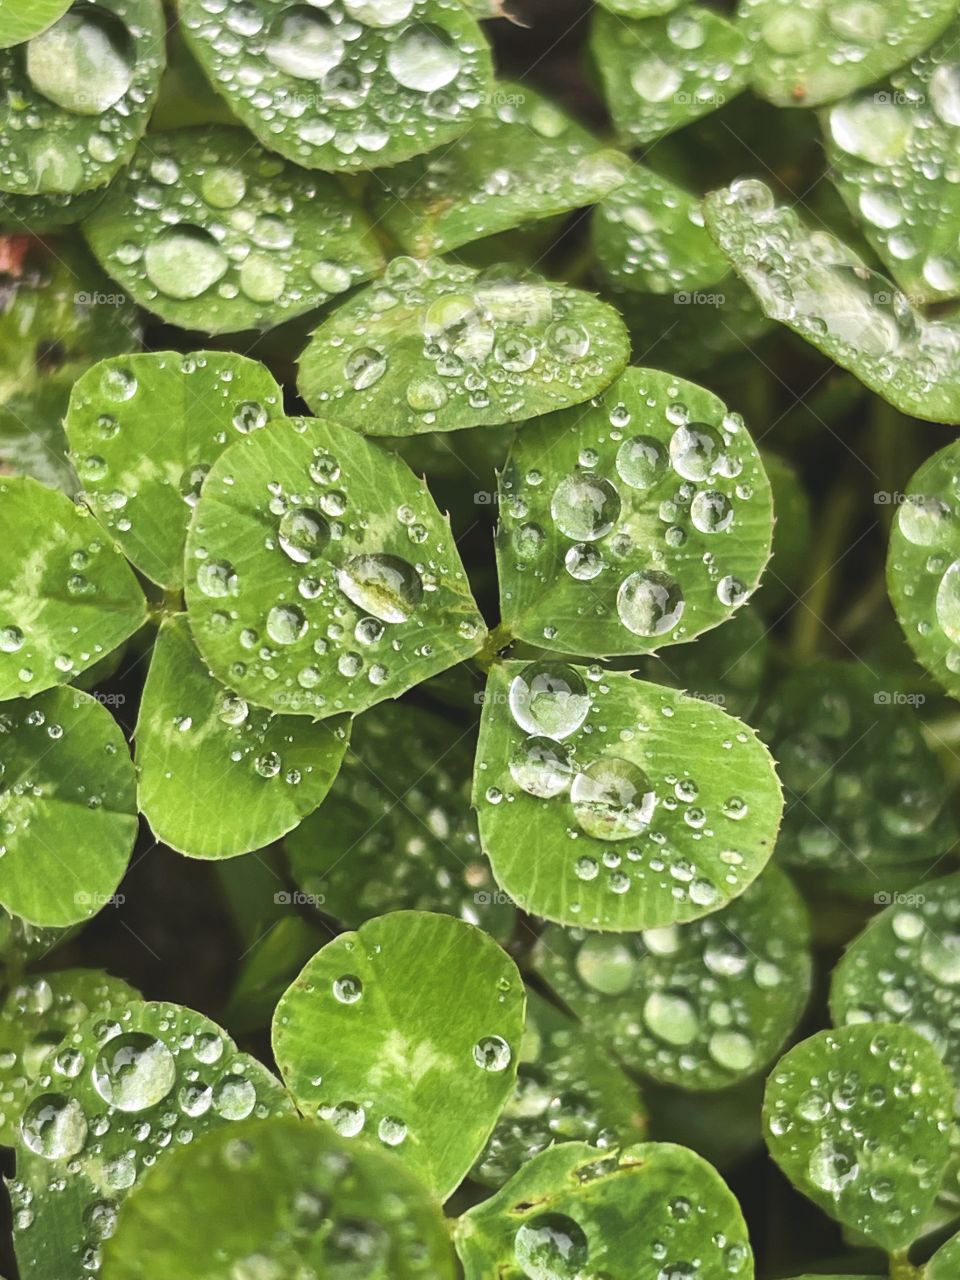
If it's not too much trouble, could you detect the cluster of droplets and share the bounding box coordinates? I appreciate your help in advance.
[709,179,960,412]
[0,5,163,194]
[180,0,489,168]
[595,168,727,295]
[11,1003,288,1275]
[538,870,807,1088]
[602,6,750,143]
[316,257,619,427]
[890,458,960,683]
[764,668,950,876]
[503,385,758,647]
[766,1027,951,1239]
[88,128,379,323]
[480,662,756,917]
[191,429,482,713]
[833,875,960,1061]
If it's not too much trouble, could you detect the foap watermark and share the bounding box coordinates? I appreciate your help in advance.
[674,290,726,307]
[90,691,126,708]
[75,290,128,308]
[873,90,924,106]
[874,890,926,907]
[873,490,909,506]
[75,890,125,908]
[675,90,726,107]
[874,691,925,707]
[473,490,501,506]
[274,889,326,907]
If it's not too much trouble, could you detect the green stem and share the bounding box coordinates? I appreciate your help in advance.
[889,1249,922,1280]
[474,622,514,674]
[790,482,858,662]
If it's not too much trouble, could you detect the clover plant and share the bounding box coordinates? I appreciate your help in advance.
[1,2,959,1279]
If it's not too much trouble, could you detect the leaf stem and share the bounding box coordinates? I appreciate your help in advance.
[889,1249,922,1280]
[474,622,514,674]
[789,481,858,662]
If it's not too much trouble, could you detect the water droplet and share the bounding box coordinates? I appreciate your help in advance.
[473,1035,511,1072]
[26,10,134,116]
[509,736,574,798]
[571,757,656,841]
[514,1212,588,1280]
[265,6,345,79]
[669,423,725,481]
[575,935,638,995]
[617,570,684,637]
[336,554,423,624]
[266,604,308,646]
[21,1094,87,1159]
[616,435,667,490]
[690,490,733,534]
[0,626,24,654]
[378,1114,408,1145]
[387,24,462,92]
[145,227,228,300]
[643,991,699,1045]
[92,1033,176,1112]
[550,473,621,542]
[508,662,590,740]
[278,508,330,564]
[333,975,363,1004]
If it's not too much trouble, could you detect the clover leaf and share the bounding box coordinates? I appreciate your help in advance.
[285,699,514,941]
[455,1140,753,1278]
[272,910,525,1199]
[763,1023,953,1251]
[0,686,138,927]
[137,616,350,858]
[369,80,629,256]
[473,989,648,1187]
[759,661,956,892]
[830,872,960,1080]
[0,968,138,1145]
[0,475,146,699]
[591,6,749,147]
[592,166,729,297]
[823,21,960,307]
[184,416,486,717]
[739,0,956,108]
[180,0,494,172]
[474,661,783,930]
[0,0,166,196]
[704,179,960,424]
[297,256,631,436]
[0,0,71,48]
[887,438,960,700]
[12,999,293,1280]
[597,0,683,15]
[83,126,385,334]
[102,1115,458,1280]
[496,367,773,656]
[65,352,284,589]
[929,1233,960,1280]
[534,866,811,1090]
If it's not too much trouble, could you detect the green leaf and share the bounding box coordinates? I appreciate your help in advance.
[703,179,960,424]
[929,1233,960,1280]
[830,872,960,1080]
[534,866,811,1090]
[286,700,514,942]
[763,1024,953,1251]
[0,968,137,1146]
[637,603,770,720]
[592,166,729,296]
[0,0,71,48]
[223,915,327,1036]
[0,911,67,982]
[368,81,629,256]
[102,1114,457,1280]
[83,126,385,335]
[272,910,526,1199]
[11,999,293,1280]
[0,686,138,927]
[0,0,166,195]
[0,187,107,233]
[591,6,750,147]
[136,616,350,858]
[297,256,631,436]
[0,475,146,700]
[472,990,647,1188]
[886,438,960,699]
[180,0,494,173]
[455,1140,754,1278]
[495,367,774,656]
[597,0,683,15]
[184,417,486,718]
[759,661,957,890]
[474,661,783,930]
[739,0,957,108]
[0,239,140,494]
[65,352,285,589]
[823,23,960,306]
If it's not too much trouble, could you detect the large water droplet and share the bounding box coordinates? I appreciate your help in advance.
[21,1093,88,1159]
[387,24,462,92]
[278,508,329,564]
[508,662,590,740]
[514,1212,589,1280]
[509,736,574,798]
[669,423,725,481]
[617,570,684,637]
[92,1033,176,1112]
[145,227,228,300]
[473,1035,512,1072]
[336,554,423,623]
[643,991,698,1045]
[266,604,308,646]
[575,935,638,995]
[936,560,960,644]
[616,435,667,490]
[26,10,134,116]
[550,473,621,542]
[265,6,345,79]
[571,757,656,841]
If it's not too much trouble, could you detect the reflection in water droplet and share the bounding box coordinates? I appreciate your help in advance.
[643,991,699,1045]
[550,473,621,542]
[508,662,590,740]
[387,24,462,92]
[265,6,345,79]
[571,756,656,841]
[575,935,638,995]
[509,736,574,798]
[616,435,667,490]
[617,570,684,637]
[473,1035,512,1071]
[514,1212,589,1280]
[27,10,134,116]
[936,560,960,644]
[266,604,308,646]
[145,227,228,300]
[92,1033,176,1112]
[669,423,725,481]
[21,1094,88,1159]
[278,508,329,564]
[336,554,423,624]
